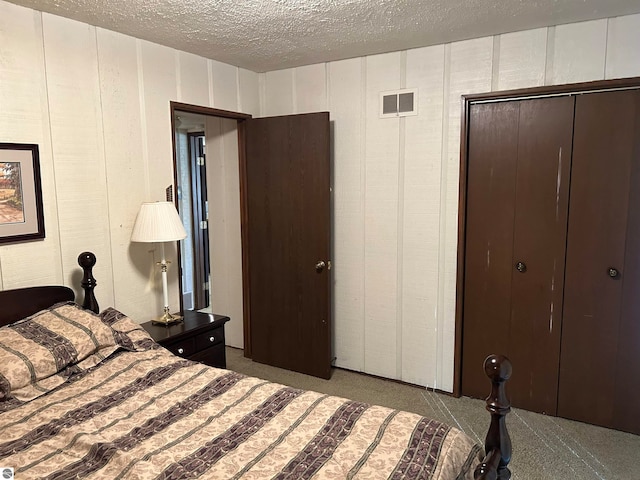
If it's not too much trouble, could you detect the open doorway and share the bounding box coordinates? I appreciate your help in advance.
[172,104,250,350]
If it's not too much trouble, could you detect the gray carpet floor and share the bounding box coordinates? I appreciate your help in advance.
[225,347,640,480]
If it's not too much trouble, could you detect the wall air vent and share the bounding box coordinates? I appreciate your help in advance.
[380,88,418,118]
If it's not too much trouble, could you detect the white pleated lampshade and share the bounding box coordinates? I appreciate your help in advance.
[131,202,187,243]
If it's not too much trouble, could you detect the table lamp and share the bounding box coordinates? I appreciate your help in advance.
[131,201,187,325]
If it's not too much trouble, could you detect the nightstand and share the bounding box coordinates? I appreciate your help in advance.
[141,310,230,368]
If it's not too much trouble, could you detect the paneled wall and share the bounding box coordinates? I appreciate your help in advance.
[259,14,640,391]
[0,1,259,327]
[1,0,639,391]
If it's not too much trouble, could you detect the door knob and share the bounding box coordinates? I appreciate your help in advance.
[315,261,326,273]
[608,267,619,278]
[515,261,527,273]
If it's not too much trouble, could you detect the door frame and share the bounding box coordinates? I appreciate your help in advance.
[454,76,640,396]
[170,101,255,357]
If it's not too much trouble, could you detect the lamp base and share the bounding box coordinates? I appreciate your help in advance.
[152,308,183,326]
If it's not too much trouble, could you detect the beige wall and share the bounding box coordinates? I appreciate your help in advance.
[259,15,640,391]
[1,0,639,391]
[0,1,259,328]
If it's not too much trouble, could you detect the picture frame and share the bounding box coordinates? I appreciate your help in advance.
[0,143,45,244]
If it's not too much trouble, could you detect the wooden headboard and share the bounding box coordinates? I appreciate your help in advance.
[0,251,99,327]
[0,286,74,327]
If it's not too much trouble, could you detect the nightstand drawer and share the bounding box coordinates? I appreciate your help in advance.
[190,343,226,368]
[194,326,224,351]
[163,337,196,358]
[141,312,229,368]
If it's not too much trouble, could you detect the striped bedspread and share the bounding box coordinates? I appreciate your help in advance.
[0,347,482,479]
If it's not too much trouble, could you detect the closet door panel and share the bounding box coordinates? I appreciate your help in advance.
[559,90,638,430]
[509,96,574,415]
[615,93,640,433]
[461,102,519,399]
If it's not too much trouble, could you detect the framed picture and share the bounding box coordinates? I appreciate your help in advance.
[0,143,45,244]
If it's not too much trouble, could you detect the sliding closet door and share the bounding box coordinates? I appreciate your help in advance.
[558,90,640,434]
[462,96,574,414]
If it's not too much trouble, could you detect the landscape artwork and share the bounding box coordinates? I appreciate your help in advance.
[0,144,45,244]
[0,162,25,224]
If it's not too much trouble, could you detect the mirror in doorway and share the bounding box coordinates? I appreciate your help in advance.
[174,112,210,312]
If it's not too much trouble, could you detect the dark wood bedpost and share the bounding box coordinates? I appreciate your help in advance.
[474,354,512,480]
[78,251,99,314]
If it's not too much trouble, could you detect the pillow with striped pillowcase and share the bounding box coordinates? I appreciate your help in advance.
[0,302,120,402]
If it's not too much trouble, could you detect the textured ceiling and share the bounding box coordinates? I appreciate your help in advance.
[7,0,640,72]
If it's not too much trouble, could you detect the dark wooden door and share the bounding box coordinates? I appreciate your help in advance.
[462,101,520,399]
[462,97,574,414]
[558,90,640,434]
[509,97,574,414]
[245,112,332,379]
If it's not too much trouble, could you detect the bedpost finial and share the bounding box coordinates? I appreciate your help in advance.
[78,251,97,269]
[77,251,99,314]
[484,354,512,383]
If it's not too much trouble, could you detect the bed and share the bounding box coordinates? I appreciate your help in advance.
[0,252,512,480]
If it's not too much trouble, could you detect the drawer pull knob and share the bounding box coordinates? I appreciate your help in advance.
[178,348,184,354]
[209,336,215,342]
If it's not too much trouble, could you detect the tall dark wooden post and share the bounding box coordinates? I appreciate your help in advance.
[475,354,512,480]
[78,251,99,313]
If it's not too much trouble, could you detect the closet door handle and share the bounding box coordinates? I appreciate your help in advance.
[608,267,619,278]
[515,261,527,273]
